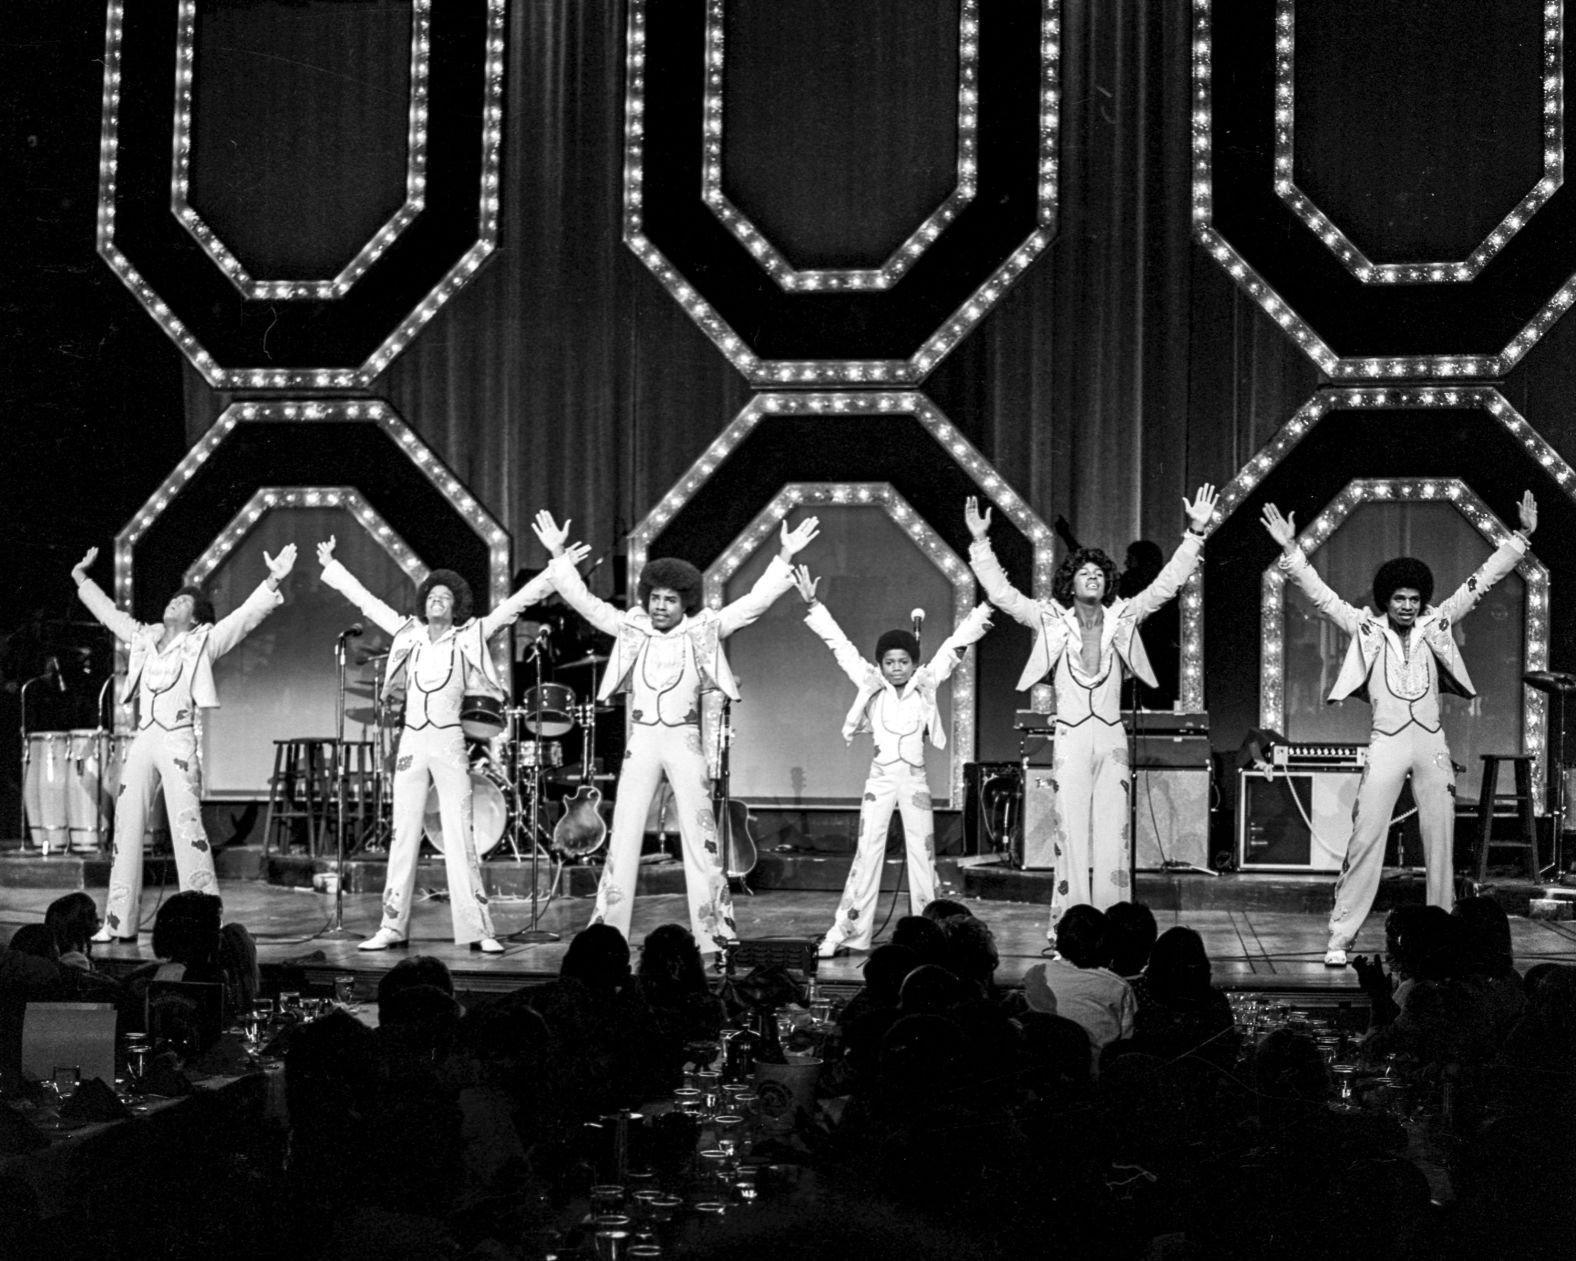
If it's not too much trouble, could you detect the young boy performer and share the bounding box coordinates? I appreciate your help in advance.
[1261,492,1538,966]
[72,543,297,941]
[965,485,1218,928]
[532,509,819,951]
[792,565,992,957]
[317,535,584,953]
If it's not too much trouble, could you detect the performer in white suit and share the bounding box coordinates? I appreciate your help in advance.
[533,510,819,951]
[792,565,992,956]
[317,536,580,952]
[966,486,1217,927]
[1262,493,1537,966]
[72,543,297,941]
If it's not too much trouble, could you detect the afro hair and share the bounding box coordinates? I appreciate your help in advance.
[875,629,920,663]
[1372,557,1434,611]
[173,585,216,626]
[1052,547,1120,608]
[638,557,704,615]
[417,568,475,624]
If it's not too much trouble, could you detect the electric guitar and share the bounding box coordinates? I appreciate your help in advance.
[553,701,607,857]
[714,700,758,882]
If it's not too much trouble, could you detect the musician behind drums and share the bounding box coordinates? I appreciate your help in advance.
[533,509,820,952]
[316,534,587,953]
[791,566,993,958]
[72,543,297,942]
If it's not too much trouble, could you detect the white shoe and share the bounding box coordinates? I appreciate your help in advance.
[1323,947,1348,967]
[471,937,504,955]
[357,928,408,951]
[816,937,840,959]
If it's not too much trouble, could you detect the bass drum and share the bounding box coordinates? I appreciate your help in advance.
[423,767,508,857]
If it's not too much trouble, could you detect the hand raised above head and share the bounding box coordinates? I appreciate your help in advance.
[1259,504,1297,550]
[1184,484,1219,533]
[316,536,336,567]
[964,496,992,540]
[778,515,820,559]
[264,543,298,580]
[532,510,571,558]
[73,546,100,576]
[792,565,820,604]
[1518,489,1538,536]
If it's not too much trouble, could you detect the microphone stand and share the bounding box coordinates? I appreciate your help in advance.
[316,629,361,940]
[512,634,560,943]
[18,675,39,851]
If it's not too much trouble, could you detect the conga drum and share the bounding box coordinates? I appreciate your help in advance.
[22,731,70,852]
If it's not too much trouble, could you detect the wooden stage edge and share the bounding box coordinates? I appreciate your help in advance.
[6,855,1576,1004]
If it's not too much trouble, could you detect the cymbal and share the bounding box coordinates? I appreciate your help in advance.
[1525,670,1576,695]
[559,653,608,670]
[344,682,376,698]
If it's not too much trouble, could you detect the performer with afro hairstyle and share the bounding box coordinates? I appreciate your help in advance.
[1263,492,1539,965]
[72,544,297,941]
[966,486,1218,929]
[317,535,581,952]
[791,565,992,956]
[534,509,819,950]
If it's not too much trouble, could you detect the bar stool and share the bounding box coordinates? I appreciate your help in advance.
[263,738,335,857]
[323,740,382,853]
[1475,754,1540,882]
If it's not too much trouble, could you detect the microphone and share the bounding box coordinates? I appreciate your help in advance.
[338,623,364,640]
[910,607,925,637]
[48,656,65,693]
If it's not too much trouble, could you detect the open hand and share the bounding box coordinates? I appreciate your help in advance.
[316,536,336,567]
[778,515,820,560]
[1260,504,1297,550]
[532,510,571,559]
[1518,490,1538,536]
[964,496,992,541]
[792,565,820,604]
[563,542,592,567]
[72,547,99,579]
[1184,484,1219,534]
[264,543,298,581]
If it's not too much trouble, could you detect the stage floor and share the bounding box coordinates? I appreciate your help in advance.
[7,876,1576,1000]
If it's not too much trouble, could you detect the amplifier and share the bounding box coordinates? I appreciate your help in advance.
[1273,742,1367,769]
[1238,766,1359,871]
[1019,762,1211,871]
[1015,710,1209,735]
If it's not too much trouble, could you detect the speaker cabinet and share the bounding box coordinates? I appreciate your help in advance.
[1020,765,1059,870]
[1133,766,1211,870]
[1237,767,1360,871]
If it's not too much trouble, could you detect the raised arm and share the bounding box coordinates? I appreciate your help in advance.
[1432,490,1535,626]
[72,547,144,645]
[921,602,994,687]
[795,568,870,688]
[480,541,589,639]
[715,516,819,638]
[205,543,294,658]
[965,497,1041,628]
[317,536,408,637]
[1262,504,1367,635]
[534,511,624,637]
[1123,485,1216,624]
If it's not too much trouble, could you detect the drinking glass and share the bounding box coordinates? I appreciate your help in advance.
[51,1064,80,1103]
[589,1185,626,1216]
[333,974,356,1006]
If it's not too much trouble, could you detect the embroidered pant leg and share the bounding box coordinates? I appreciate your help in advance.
[157,726,216,897]
[103,728,159,937]
[893,763,939,916]
[381,729,433,937]
[1050,723,1096,927]
[428,730,495,944]
[593,724,667,941]
[823,762,901,951]
[1409,728,1457,909]
[659,725,737,952]
[1088,723,1133,911]
[1329,729,1412,950]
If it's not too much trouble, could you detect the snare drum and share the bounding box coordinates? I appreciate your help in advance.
[423,766,508,856]
[460,693,508,740]
[520,683,576,738]
[516,740,564,770]
[22,731,70,852]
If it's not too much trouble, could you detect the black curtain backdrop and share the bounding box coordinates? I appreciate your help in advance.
[11,1,1576,830]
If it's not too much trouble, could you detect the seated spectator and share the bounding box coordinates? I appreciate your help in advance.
[4,924,59,963]
[837,943,920,1030]
[890,914,948,967]
[1453,894,1526,1039]
[216,921,259,1026]
[638,922,725,1065]
[1489,964,1576,1125]
[921,898,972,925]
[1020,905,1134,1074]
[897,964,968,1016]
[45,892,100,971]
[378,954,457,1006]
[1129,926,1237,1069]
[940,915,1001,1000]
[124,891,225,1036]
[1104,900,1157,983]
